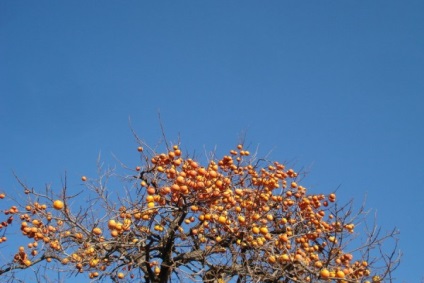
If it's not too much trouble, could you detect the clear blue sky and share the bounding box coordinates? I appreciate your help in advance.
[1,1,423,282]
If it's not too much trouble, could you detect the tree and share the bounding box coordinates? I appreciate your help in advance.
[0,135,400,283]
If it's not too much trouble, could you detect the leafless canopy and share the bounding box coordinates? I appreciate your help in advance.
[0,135,400,283]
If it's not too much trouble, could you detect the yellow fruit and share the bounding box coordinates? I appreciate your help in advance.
[320,269,330,279]
[89,258,99,267]
[117,272,125,279]
[92,227,102,235]
[279,254,290,262]
[147,202,155,209]
[328,236,337,243]
[268,255,276,264]
[23,259,31,266]
[53,200,64,210]
[336,270,345,278]
[218,216,227,224]
[252,227,260,234]
[108,220,117,229]
[259,227,269,235]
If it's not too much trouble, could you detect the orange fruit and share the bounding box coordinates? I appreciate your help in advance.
[252,227,260,234]
[218,216,227,224]
[320,269,330,279]
[259,227,269,235]
[92,227,102,235]
[108,220,117,229]
[53,200,64,210]
[147,187,156,195]
[23,259,31,266]
[147,202,155,209]
[279,254,290,262]
[336,270,345,278]
[314,261,323,268]
[117,272,125,279]
[268,255,276,264]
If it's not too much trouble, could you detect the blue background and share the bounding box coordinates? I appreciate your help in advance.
[1,1,423,282]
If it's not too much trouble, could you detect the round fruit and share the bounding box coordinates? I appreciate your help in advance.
[336,270,345,278]
[81,176,87,182]
[108,219,117,229]
[252,227,260,234]
[320,269,330,279]
[259,227,269,235]
[314,261,323,268]
[23,259,31,266]
[92,227,102,235]
[218,216,227,224]
[53,200,64,210]
[268,255,276,264]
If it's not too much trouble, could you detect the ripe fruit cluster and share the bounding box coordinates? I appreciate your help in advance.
[0,142,397,282]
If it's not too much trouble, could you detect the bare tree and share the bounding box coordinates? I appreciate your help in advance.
[0,136,400,282]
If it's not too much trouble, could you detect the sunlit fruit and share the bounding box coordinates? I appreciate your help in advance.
[268,255,276,264]
[328,236,337,243]
[108,219,117,229]
[147,202,155,209]
[320,268,330,279]
[117,272,125,279]
[53,200,64,210]
[259,227,269,235]
[279,254,290,262]
[81,176,87,182]
[336,270,345,278]
[314,261,323,268]
[218,216,227,224]
[89,258,99,267]
[23,259,31,266]
[147,187,156,195]
[92,227,102,235]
